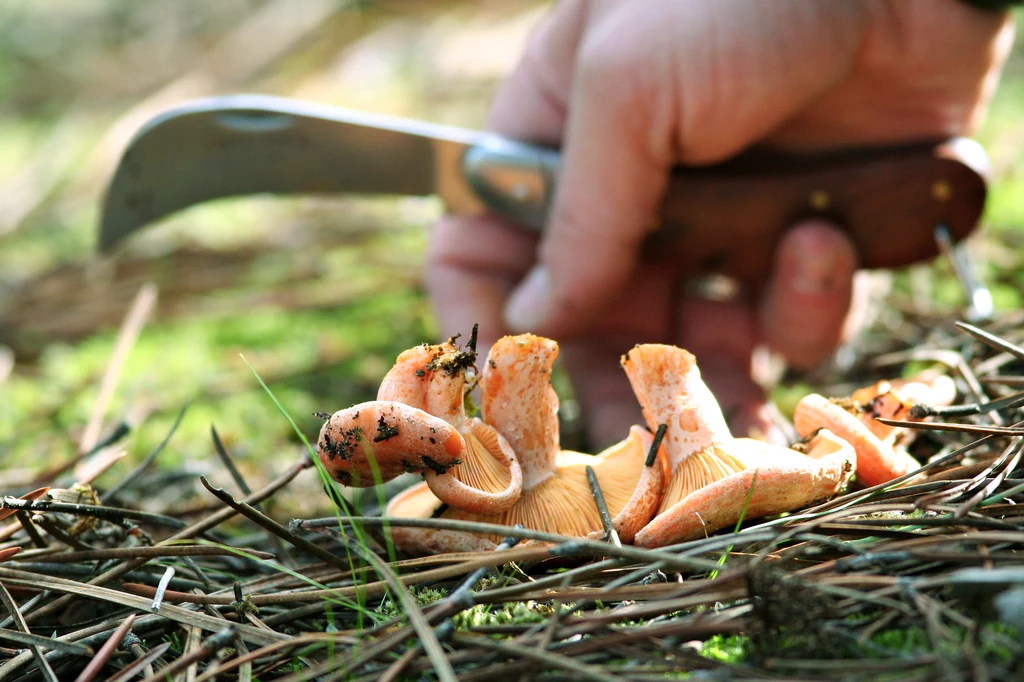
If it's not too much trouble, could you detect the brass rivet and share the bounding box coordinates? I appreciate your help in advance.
[932,180,952,202]
[809,190,830,211]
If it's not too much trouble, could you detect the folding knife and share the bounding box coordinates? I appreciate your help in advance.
[99,94,988,282]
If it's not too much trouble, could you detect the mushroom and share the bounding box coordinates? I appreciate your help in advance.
[849,372,957,439]
[385,334,668,554]
[793,372,956,488]
[622,344,856,548]
[316,337,523,515]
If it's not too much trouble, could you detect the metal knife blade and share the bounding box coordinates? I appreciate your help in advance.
[99,94,989,283]
[100,94,557,250]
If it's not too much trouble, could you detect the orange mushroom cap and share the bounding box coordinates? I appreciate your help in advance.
[385,334,667,554]
[622,344,855,548]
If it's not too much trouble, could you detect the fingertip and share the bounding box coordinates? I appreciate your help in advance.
[779,220,858,296]
[760,220,857,369]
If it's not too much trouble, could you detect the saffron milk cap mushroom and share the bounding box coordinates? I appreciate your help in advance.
[377,339,524,515]
[385,334,668,554]
[849,372,957,439]
[793,371,956,488]
[316,337,523,514]
[622,344,855,548]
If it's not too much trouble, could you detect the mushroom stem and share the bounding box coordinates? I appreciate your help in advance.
[316,401,463,485]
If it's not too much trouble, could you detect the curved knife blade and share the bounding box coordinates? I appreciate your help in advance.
[100,94,498,251]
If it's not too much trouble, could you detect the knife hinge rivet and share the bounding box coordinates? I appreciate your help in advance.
[809,190,830,211]
[511,182,531,201]
[931,180,952,202]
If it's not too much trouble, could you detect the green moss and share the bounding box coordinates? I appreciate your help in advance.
[867,622,1018,662]
[377,586,447,621]
[0,289,433,478]
[453,600,551,630]
[700,634,750,664]
[870,626,931,653]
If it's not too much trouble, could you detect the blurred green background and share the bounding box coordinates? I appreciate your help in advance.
[0,1,1021,516]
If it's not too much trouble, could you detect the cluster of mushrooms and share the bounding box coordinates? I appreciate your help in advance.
[316,333,955,554]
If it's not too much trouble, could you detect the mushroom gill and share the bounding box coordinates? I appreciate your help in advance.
[622,344,855,548]
[449,425,664,540]
[385,334,667,554]
[657,446,748,516]
[443,421,516,500]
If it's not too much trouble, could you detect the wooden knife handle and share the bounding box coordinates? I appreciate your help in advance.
[650,138,988,283]
[466,136,988,282]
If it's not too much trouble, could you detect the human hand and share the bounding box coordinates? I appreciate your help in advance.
[427,0,1014,447]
